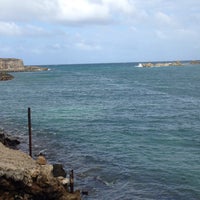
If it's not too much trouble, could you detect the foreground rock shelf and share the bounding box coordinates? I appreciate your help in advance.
[0,142,81,200]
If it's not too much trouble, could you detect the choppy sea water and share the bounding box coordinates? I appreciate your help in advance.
[0,62,200,200]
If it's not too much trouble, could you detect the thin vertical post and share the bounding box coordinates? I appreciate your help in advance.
[28,107,32,157]
[69,170,74,193]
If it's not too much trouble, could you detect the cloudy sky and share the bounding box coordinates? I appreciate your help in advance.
[0,0,200,65]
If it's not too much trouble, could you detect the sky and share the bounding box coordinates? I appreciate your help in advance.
[0,0,200,65]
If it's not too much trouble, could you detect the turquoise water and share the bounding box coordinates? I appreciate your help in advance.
[0,63,200,199]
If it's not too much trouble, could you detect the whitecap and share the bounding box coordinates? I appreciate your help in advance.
[136,63,143,67]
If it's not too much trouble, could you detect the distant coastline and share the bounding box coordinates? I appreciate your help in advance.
[0,58,48,72]
[139,60,200,68]
[0,58,48,81]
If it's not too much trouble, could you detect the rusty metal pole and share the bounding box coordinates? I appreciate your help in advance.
[70,170,74,193]
[28,107,32,157]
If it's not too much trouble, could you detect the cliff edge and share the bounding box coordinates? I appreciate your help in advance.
[0,58,48,72]
[0,58,25,71]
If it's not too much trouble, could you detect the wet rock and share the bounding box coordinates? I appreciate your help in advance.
[0,129,20,149]
[0,72,14,81]
[53,164,67,178]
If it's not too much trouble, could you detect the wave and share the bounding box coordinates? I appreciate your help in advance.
[135,63,143,67]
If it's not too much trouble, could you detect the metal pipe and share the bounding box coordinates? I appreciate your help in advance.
[28,107,32,157]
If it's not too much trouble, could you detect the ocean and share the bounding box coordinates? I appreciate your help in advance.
[0,62,200,200]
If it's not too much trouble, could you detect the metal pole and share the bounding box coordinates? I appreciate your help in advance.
[28,107,32,157]
[70,170,74,193]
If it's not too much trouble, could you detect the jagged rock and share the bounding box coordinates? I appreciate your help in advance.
[0,129,20,149]
[142,62,153,67]
[36,155,47,165]
[0,72,14,81]
[0,143,81,200]
[53,164,67,178]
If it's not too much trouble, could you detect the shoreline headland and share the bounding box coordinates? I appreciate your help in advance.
[0,58,48,81]
[0,129,81,200]
[141,61,183,67]
[0,58,48,72]
[140,60,200,68]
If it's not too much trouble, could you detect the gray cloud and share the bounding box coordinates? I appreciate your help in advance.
[0,0,136,25]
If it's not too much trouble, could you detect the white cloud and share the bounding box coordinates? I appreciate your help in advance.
[0,0,45,21]
[0,22,21,36]
[0,21,55,37]
[0,0,198,29]
[0,0,199,64]
[52,0,137,25]
[75,41,101,51]
[0,0,136,25]
[154,11,178,28]
[55,0,110,24]
[102,0,135,15]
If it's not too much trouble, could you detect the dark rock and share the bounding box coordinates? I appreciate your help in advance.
[0,130,20,149]
[0,72,14,81]
[53,164,67,178]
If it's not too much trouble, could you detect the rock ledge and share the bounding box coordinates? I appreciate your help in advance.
[0,142,81,200]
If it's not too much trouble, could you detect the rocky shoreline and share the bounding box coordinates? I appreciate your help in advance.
[0,129,81,200]
[0,58,48,81]
[140,60,200,68]
[0,129,20,149]
[141,61,183,67]
[0,65,49,73]
[0,72,14,81]
[0,58,48,72]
